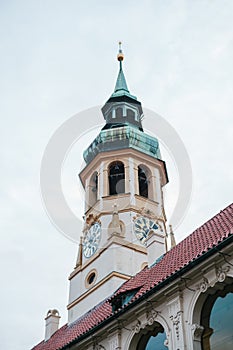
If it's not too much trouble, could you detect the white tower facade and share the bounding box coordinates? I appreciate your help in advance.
[67,45,169,323]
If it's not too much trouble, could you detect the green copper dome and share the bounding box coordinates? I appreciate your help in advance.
[83,125,161,164]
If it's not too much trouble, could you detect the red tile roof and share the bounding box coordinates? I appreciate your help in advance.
[32,203,233,350]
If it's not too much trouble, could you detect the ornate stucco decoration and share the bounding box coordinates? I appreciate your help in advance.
[108,204,125,237]
[216,265,230,282]
[170,311,183,341]
[133,207,163,232]
[93,345,106,350]
[135,207,157,220]
[132,319,142,334]
[83,213,101,232]
[146,309,159,325]
[164,336,169,347]
[199,277,209,293]
[191,323,204,341]
[198,265,231,293]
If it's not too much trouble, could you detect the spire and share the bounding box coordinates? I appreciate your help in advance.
[110,42,137,100]
[100,42,143,133]
[114,42,129,93]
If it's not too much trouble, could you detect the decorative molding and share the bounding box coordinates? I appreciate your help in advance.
[132,319,142,334]
[93,345,106,350]
[69,237,147,279]
[108,338,118,350]
[147,309,159,326]
[67,271,130,309]
[216,265,230,283]
[197,266,231,293]
[80,147,166,184]
[85,269,98,289]
[191,323,204,341]
[83,214,101,232]
[164,337,169,347]
[137,207,157,220]
[170,311,182,341]
[199,277,209,293]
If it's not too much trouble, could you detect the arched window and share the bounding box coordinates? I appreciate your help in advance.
[88,172,98,207]
[201,283,233,350]
[138,166,148,198]
[109,162,125,195]
[137,323,167,350]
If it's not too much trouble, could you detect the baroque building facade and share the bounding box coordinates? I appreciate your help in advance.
[32,46,233,350]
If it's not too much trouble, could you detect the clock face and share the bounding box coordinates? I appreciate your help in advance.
[133,216,158,245]
[83,222,101,258]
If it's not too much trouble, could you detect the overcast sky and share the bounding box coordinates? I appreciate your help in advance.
[1,1,233,349]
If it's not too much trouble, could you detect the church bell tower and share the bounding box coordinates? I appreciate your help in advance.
[67,44,169,323]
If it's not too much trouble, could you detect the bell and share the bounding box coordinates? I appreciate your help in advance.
[114,163,120,171]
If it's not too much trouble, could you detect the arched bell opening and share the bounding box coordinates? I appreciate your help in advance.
[138,166,148,198]
[88,171,98,207]
[108,161,125,195]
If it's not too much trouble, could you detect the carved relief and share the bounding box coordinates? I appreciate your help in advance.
[133,319,142,334]
[216,266,230,283]
[133,207,163,230]
[83,214,101,232]
[199,277,209,293]
[108,204,125,237]
[93,345,105,350]
[191,323,204,341]
[170,311,182,341]
[108,338,118,350]
[138,207,157,220]
[164,337,169,347]
[147,309,159,325]
[197,266,231,293]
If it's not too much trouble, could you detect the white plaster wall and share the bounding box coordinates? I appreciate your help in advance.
[68,275,126,324]
[69,243,147,305]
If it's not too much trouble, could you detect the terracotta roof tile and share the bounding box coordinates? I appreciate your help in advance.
[32,203,233,350]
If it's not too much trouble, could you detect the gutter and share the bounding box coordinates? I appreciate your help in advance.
[61,233,233,349]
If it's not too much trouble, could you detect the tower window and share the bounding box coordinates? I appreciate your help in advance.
[109,161,125,195]
[88,172,98,208]
[85,269,98,288]
[127,108,136,119]
[138,166,148,198]
[116,107,123,118]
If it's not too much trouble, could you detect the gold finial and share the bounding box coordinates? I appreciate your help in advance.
[117,41,124,62]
